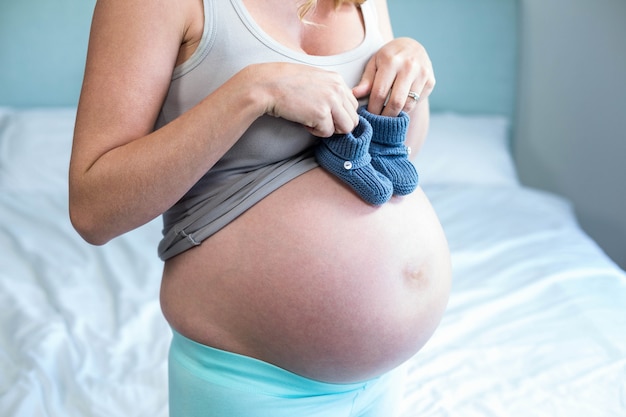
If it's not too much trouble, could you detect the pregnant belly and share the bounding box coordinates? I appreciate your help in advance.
[160,167,451,383]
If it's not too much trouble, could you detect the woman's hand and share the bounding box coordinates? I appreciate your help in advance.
[352,37,435,117]
[258,63,360,138]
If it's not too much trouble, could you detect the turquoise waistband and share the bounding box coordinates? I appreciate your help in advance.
[169,329,378,398]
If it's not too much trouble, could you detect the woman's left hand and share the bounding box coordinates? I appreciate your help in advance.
[352,37,435,117]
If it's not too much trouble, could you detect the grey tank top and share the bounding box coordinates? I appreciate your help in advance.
[157,0,385,260]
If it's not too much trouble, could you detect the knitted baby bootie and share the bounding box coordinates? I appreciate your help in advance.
[357,106,419,196]
[315,116,393,205]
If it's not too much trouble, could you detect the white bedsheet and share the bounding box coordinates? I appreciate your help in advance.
[1,185,624,417]
[1,108,624,416]
[0,191,168,417]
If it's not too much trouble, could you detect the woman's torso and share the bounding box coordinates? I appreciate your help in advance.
[160,0,451,383]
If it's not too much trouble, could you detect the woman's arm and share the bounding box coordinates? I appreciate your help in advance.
[70,0,264,245]
[70,0,358,245]
[352,0,435,156]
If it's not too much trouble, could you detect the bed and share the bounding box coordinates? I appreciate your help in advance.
[1,0,625,416]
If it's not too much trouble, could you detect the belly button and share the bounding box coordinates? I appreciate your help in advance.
[404,265,427,286]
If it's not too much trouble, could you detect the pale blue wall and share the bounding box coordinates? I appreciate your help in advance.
[1,0,518,116]
[0,0,95,107]
[388,0,519,118]
[515,0,626,269]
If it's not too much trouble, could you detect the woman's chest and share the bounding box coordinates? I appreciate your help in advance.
[242,0,365,56]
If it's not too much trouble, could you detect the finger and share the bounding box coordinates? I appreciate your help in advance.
[352,58,376,99]
[381,76,415,117]
[383,65,435,116]
[347,87,360,112]
[305,113,336,138]
[306,121,334,138]
[419,75,436,102]
[333,101,359,134]
[366,68,397,116]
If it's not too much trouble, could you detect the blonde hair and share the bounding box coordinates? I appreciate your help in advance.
[298,0,366,21]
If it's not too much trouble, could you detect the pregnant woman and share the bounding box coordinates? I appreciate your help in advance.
[69,0,451,415]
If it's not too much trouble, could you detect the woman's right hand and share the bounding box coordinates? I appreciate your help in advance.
[255,63,360,138]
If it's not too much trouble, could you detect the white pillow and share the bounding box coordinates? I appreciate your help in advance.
[414,113,519,186]
[0,107,76,191]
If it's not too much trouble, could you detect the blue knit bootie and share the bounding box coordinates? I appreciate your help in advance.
[358,106,419,196]
[315,116,393,205]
